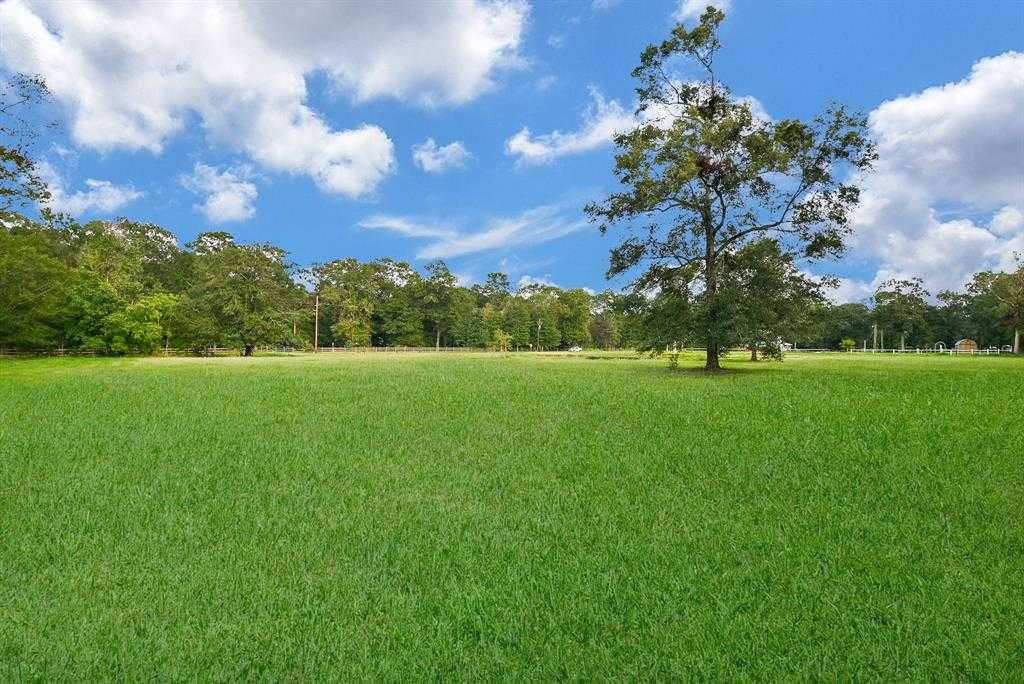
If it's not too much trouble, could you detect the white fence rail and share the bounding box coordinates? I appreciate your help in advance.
[845,348,1010,355]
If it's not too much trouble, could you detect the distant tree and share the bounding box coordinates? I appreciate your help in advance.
[180,239,304,355]
[971,257,1024,353]
[312,258,380,347]
[589,290,623,350]
[996,261,1024,354]
[188,231,235,255]
[449,288,487,347]
[474,271,511,307]
[101,292,178,354]
[558,288,592,348]
[840,338,856,352]
[75,219,183,294]
[632,269,696,353]
[0,223,71,347]
[873,278,931,350]
[64,276,121,350]
[481,303,505,345]
[520,284,563,350]
[372,259,425,346]
[805,302,872,349]
[931,290,973,347]
[503,297,533,350]
[586,8,875,370]
[36,218,184,352]
[726,239,827,360]
[421,260,457,348]
[490,329,512,352]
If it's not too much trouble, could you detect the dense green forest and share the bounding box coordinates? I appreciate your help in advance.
[1,211,1020,355]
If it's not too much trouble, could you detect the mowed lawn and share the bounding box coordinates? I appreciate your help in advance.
[1,352,1021,679]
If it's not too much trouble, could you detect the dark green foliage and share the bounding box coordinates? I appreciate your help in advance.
[872,278,931,350]
[589,291,623,350]
[967,258,1024,353]
[803,302,873,349]
[421,260,457,348]
[449,289,487,347]
[0,223,70,347]
[725,239,828,359]
[176,241,304,354]
[312,257,381,347]
[558,288,592,348]
[504,297,534,350]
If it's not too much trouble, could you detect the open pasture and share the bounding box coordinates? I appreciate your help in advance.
[1,352,1021,678]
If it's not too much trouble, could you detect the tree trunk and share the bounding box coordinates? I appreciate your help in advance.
[750,347,757,362]
[704,226,721,372]
[435,328,440,350]
[1015,327,1021,354]
[244,344,254,356]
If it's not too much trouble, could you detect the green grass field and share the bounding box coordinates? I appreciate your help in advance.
[1,352,1021,679]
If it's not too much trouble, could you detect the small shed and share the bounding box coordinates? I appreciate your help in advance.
[954,339,978,352]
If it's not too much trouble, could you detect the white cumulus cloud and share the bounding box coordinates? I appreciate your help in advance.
[849,52,1024,294]
[412,139,472,174]
[0,0,527,198]
[823,277,875,305]
[38,161,143,216]
[180,163,259,224]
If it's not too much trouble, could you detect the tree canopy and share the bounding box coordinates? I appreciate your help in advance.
[587,8,876,369]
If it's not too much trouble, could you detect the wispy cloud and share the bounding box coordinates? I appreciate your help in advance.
[359,215,458,239]
[360,201,590,260]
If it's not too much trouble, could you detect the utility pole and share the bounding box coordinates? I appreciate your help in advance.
[313,292,320,353]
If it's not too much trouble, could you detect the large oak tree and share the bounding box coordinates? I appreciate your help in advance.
[587,8,875,370]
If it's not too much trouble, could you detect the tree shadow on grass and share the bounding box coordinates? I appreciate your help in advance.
[658,362,779,378]
[578,351,780,377]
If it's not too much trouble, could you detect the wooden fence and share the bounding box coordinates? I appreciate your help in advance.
[0,346,256,359]
[0,345,495,358]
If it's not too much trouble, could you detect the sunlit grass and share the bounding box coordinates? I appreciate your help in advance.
[1,352,1021,678]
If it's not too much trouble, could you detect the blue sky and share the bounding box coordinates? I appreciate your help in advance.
[2,0,1022,298]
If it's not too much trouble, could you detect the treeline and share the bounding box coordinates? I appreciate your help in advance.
[802,275,1022,352]
[0,213,622,354]
[2,212,1021,356]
